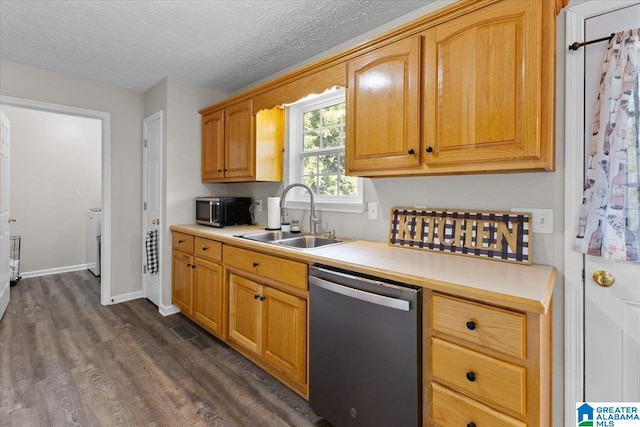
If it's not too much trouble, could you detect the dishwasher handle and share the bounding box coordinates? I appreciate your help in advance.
[310,275,411,311]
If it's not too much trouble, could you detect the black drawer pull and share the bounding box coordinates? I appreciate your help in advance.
[254,294,260,299]
[467,423,477,427]
[178,239,184,244]
[191,265,196,269]
[426,146,434,153]
[466,371,476,382]
[186,263,192,268]
[202,246,208,251]
[466,320,476,330]
[408,148,415,155]
[217,168,223,172]
[252,262,259,267]
[259,296,266,301]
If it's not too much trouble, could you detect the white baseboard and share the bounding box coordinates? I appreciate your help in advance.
[107,290,144,305]
[159,304,180,317]
[21,263,93,278]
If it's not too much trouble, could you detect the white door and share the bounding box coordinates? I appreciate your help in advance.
[0,110,11,320]
[143,112,162,307]
[584,3,640,401]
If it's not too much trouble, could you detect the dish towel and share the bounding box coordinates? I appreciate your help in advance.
[146,229,159,274]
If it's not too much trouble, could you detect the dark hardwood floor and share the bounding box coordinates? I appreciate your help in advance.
[0,271,324,426]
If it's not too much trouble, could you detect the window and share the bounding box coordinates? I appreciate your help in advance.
[286,88,363,212]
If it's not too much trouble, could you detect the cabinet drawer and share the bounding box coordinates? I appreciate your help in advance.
[194,237,222,262]
[224,246,307,290]
[432,294,526,359]
[431,338,526,416]
[172,232,194,254]
[432,382,526,427]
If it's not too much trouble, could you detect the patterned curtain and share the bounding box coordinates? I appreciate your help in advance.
[574,28,640,262]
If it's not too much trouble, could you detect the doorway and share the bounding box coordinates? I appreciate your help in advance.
[0,95,112,305]
[564,1,640,424]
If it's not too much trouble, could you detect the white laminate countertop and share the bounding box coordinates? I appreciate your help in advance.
[170,224,556,314]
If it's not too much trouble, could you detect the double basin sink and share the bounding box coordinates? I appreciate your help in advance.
[237,230,346,250]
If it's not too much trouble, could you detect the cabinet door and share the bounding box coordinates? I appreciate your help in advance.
[193,258,224,338]
[202,109,225,181]
[262,286,307,384]
[172,250,193,316]
[224,99,255,180]
[228,273,262,354]
[423,0,545,170]
[346,36,421,174]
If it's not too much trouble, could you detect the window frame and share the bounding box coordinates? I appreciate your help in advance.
[284,88,364,213]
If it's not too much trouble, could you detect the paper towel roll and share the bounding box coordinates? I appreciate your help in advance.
[267,197,281,230]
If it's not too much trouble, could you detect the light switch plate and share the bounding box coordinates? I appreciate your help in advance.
[368,202,378,220]
[511,208,553,234]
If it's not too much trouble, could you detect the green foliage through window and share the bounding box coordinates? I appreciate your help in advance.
[299,102,357,197]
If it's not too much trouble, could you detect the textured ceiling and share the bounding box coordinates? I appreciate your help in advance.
[0,0,431,93]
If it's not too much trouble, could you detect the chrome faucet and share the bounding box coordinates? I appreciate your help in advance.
[280,183,319,235]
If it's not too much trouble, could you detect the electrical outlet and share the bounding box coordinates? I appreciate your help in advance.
[368,202,378,220]
[511,208,553,234]
[255,199,263,212]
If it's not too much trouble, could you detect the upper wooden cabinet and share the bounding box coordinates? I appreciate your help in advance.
[201,99,283,182]
[421,0,554,174]
[200,0,564,178]
[201,109,225,180]
[345,36,421,174]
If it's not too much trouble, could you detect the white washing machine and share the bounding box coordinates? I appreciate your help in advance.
[88,208,101,277]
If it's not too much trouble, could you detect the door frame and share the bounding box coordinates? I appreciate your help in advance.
[0,95,112,306]
[563,1,638,425]
[142,110,163,309]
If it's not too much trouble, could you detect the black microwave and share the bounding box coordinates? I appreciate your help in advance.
[196,197,252,228]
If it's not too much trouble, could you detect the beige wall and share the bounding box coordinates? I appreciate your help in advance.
[162,79,225,309]
[0,59,144,298]
[2,105,101,273]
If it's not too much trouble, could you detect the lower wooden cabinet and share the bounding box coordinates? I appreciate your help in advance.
[428,293,551,426]
[172,232,309,397]
[193,258,225,337]
[432,382,526,427]
[172,250,194,316]
[172,234,226,340]
[228,273,307,387]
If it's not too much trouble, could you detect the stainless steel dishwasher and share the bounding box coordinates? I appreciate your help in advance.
[309,264,422,427]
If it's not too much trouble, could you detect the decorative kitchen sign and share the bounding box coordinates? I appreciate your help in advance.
[389,208,531,264]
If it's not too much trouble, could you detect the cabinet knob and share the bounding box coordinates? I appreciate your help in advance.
[178,239,184,244]
[260,296,266,301]
[467,423,477,427]
[202,246,208,251]
[254,294,260,299]
[252,262,259,268]
[217,169,223,172]
[191,264,196,269]
[466,371,476,382]
[426,146,434,153]
[186,263,192,268]
[466,320,476,330]
[408,148,415,155]
[223,169,228,172]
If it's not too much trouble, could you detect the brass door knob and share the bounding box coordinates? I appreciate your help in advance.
[593,270,615,287]
[152,219,159,225]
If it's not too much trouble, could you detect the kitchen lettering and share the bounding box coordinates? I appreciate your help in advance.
[397,215,522,253]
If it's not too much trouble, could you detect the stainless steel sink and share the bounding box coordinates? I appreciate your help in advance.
[274,235,344,250]
[237,231,346,250]
[237,230,299,242]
